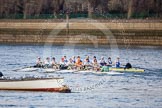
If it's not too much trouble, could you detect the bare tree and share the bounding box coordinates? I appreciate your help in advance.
[35,0,44,17]
[0,0,161,19]
[87,0,100,18]
[127,0,134,19]
[154,0,162,17]
[50,0,65,18]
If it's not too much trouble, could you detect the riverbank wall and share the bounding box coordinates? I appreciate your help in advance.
[0,19,162,46]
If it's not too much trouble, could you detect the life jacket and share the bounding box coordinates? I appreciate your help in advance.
[116,61,120,68]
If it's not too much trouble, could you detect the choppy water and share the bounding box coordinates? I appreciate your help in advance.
[0,44,162,108]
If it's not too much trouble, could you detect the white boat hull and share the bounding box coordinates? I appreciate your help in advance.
[42,69,124,75]
[0,78,71,92]
[16,67,126,75]
[19,68,39,72]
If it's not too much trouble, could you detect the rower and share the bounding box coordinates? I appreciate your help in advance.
[67,58,75,70]
[99,57,107,67]
[83,58,92,70]
[91,56,97,64]
[115,57,120,68]
[34,57,43,68]
[51,57,57,65]
[84,56,90,62]
[107,57,112,66]
[44,57,50,68]
[51,57,59,69]
[60,57,68,69]
[64,56,68,63]
[124,63,132,69]
[72,56,76,63]
[92,58,100,71]
[75,56,83,70]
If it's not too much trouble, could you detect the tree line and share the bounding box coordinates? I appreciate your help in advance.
[0,0,162,19]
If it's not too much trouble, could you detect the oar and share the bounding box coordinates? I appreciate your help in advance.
[42,69,61,73]
[12,66,31,71]
[12,66,35,72]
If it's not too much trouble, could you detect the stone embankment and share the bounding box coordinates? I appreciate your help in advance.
[0,19,162,46]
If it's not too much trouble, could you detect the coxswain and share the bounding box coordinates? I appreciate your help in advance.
[124,63,132,69]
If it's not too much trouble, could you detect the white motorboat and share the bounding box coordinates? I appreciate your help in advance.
[0,77,71,93]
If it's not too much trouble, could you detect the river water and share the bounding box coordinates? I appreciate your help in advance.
[0,44,162,108]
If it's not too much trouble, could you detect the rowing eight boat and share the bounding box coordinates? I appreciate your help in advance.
[14,67,144,73]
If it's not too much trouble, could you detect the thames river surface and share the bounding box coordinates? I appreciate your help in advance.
[0,44,162,108]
